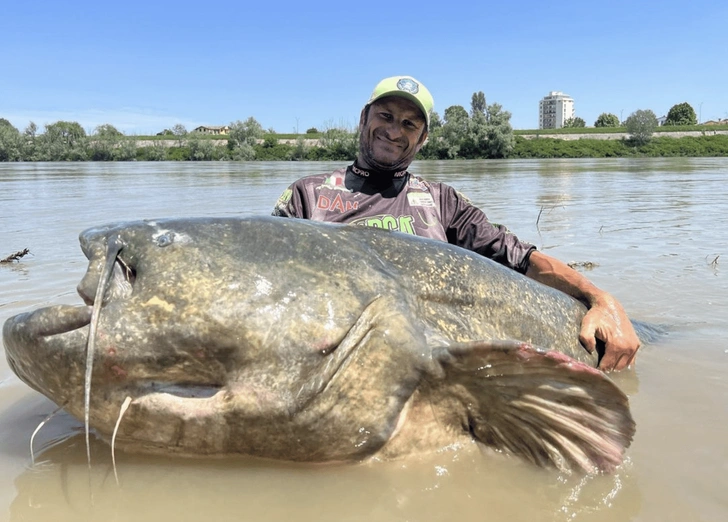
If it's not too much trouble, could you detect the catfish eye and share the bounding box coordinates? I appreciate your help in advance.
[155,234,173,247]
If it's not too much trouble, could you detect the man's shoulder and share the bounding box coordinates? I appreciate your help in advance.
[405,174,456,192]
[406,175,474,205]
[289,167,348,188]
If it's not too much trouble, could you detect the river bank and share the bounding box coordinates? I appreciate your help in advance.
[134,129,728,147]
[4,131,728,162]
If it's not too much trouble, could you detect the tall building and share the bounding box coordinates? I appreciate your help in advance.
[539,91,575,129]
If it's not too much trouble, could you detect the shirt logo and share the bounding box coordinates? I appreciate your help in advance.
[351,164,407,178]
[407,178,430,191]
[317,194,359,213]
[321,174,350,191]
[406,192,436,208]
[349,214,416,235]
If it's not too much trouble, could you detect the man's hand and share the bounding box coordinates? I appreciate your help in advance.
[525,251,641,371]
[579,298,641,371]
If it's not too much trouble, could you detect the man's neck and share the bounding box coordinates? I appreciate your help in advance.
[351,160,408,180]
[346,163,409,196]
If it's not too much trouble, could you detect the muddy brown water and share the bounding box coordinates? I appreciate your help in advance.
[1,159,726,522]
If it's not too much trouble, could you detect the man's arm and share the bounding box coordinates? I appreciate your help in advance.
[525,250,641,371]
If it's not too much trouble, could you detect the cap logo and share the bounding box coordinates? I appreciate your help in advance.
[396,78,419,95]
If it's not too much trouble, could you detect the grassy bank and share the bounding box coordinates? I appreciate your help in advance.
[509,134,728,158]
[513,124,728,136]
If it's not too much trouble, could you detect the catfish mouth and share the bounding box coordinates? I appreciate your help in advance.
[5,235,136,344]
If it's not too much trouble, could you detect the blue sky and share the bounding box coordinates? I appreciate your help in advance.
[2,0,725,135]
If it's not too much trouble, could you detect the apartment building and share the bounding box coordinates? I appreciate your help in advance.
[539,91,575,129]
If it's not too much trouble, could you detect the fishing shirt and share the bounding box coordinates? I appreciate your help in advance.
[272,164,536,273]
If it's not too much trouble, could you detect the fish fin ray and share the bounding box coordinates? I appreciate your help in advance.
[434,340,635,474]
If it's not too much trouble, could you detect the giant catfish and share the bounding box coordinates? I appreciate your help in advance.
[3,216,638,473]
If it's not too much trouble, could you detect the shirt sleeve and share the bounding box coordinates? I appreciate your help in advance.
[438,184,536,273]
[272,180,311,218]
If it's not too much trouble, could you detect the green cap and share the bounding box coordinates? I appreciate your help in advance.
[367,76,434,128]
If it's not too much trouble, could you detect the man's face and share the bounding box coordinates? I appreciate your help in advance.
[358,96,428,173]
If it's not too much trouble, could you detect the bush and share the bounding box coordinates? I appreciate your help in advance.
[594,113,620,127]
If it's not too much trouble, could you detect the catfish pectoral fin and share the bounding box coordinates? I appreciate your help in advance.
[434,340,635,474]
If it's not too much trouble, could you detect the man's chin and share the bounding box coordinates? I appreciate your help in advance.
[361,149,411,173]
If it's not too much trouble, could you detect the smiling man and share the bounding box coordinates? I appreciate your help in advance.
[273,75,640,371]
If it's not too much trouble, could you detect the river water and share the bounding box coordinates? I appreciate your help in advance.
[0,159,726,522]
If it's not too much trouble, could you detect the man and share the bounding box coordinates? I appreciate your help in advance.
[273,75,640,371]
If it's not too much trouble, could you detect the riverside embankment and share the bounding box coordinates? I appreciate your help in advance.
[134,129,728,147]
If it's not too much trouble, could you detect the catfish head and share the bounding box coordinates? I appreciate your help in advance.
[4,218,434,460]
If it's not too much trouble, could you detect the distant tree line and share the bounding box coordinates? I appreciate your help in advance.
[0,116,360,162]
[1,101,723,162]
[0,90,518,162]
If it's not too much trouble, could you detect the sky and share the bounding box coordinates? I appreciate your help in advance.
[2,0,726,135]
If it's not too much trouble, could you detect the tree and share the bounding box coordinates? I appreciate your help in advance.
[44,121,86,146]
[24,122,37,139]
[563,117,586,128]
[262,133,279,148]
[461,103,515,158]
[144,141,168,161]
[470,91,486,117]
[22,122,38,160]
[0,118,18,133]
[428,110,442,131]
[93,124,123,138]
[37,121,87,160]
[444,105,468,124]
[227,117,264,160]
[172,124,187,136]
[113,139,138,161]
[0,120,22,161]
[438,105,470,158]
[664,102,697,126]
[88,124,125,161]
[482,103,515,158]
[318,122,358,160]
[305,127,319,134]
[288,136,309,160]
[594,113,620,127]
[419,95,515,159]
[433,100,514,159]
[624,109,658,145]
[187,136,217,161]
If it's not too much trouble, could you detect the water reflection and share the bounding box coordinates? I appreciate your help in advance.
[10,433,644,522]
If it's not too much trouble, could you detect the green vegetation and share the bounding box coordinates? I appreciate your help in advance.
[625,109,658,145]
[418,92,516,159]
[3,94,728,162]
[563,117,586,128]
[510,134,728,158]
[594,113,620,127]
[664,102,697,126]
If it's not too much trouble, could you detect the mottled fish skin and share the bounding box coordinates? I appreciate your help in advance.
[3,216,635,473]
